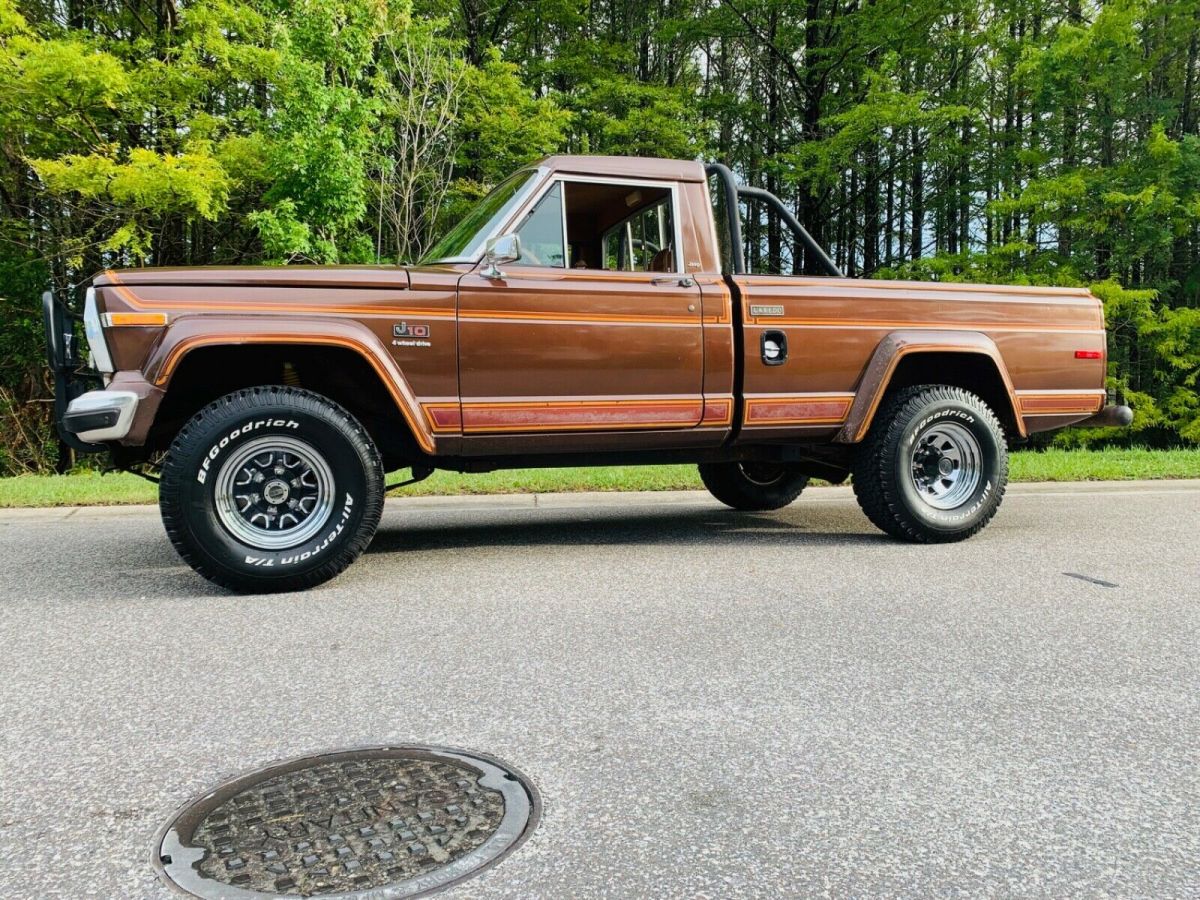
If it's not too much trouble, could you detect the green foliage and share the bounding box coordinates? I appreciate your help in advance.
[456,51,571,184]
[1144,307,1200,441]
[257,0,390,261]
[32,146,231,218]
[568,74,704,159]
[247,200,314,262]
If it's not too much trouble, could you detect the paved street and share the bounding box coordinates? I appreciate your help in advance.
[0,480,1197,898]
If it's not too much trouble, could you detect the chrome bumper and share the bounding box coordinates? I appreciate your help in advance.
[62,390,139,443]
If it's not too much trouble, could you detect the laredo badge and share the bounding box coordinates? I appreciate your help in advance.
[392,322,431,348]
[749,304,785,317]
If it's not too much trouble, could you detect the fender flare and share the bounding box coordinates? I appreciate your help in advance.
[145,316,438,454]
[834,330,1025,443]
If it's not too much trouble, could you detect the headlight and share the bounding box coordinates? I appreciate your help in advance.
[82,286,115,374]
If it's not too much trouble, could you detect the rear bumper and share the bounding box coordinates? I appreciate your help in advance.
[1075,405,1134,428]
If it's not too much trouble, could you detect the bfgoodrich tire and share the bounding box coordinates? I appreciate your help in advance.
[698,462,810,511]
[851,385,1008,542]
[160,387,384,593]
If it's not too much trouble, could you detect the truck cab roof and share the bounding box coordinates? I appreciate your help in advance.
[536,155,708,183]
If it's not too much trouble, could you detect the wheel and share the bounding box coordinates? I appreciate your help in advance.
[852,384,1008,542]
[160,386,385,593]
[698,461,810,511]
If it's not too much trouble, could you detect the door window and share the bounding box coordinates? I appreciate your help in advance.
[513,182,565,267]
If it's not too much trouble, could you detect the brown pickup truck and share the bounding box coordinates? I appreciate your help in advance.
[44,155,1130,592]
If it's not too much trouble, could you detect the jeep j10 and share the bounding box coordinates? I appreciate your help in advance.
[43,156,1131,592]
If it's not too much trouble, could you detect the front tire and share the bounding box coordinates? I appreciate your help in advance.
[160,387,384,593]
[852,384,1008,542]
[698,462,810,511]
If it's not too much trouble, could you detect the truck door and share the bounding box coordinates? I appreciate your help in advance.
[455,176,710,452]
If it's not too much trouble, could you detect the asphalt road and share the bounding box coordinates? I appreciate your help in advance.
[0,480,1197,899]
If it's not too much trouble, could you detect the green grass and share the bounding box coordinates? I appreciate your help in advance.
[0,469,160,507]
[0,447,1197,508]
[1008,447,1200,482]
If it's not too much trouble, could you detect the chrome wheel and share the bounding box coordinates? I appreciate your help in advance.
[214,436,334,549]
[908,421,982,510]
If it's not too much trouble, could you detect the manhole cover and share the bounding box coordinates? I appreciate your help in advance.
[154,746,539,898]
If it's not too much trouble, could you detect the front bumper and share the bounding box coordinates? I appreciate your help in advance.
[44,287,165,451]
[62,390,139,443]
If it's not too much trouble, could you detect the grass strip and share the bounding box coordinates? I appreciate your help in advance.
[1,447,1196,508]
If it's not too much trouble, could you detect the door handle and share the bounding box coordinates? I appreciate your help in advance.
[651,276,695,287]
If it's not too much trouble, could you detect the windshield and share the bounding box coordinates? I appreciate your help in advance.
[419,169,540,263]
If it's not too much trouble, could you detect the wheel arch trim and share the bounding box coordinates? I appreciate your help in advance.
[835,330,1025,443]
[145,317,437,454]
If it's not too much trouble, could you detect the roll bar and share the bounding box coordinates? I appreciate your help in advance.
[705,162,843,277]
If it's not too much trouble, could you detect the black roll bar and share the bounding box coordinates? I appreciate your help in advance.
[704,162,843,277]
[705,163,745,275]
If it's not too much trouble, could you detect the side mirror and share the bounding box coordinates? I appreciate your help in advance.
[482,233,521,279]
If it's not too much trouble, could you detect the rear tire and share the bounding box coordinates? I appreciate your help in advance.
[852,384,1008,542]
[698,462,810,511]
[160,386,384,593]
